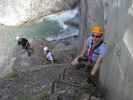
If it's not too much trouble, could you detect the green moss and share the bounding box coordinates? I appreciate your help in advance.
[4,70,18,80]
[16,95,33,100]
[16,91,49,100]
[38,90,49,100]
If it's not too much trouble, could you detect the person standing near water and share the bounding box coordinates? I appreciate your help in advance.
[16,36,33,56]
[43,46,54,64]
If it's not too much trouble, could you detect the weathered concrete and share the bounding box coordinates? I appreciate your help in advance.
[0,64,68,100]
[79,0,133,100]
[99,0,133,100]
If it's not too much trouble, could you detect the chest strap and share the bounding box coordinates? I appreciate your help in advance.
[88,40,103,64]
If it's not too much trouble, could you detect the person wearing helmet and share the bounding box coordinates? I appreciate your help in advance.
[16,36,32,56]
[72,25,108,83]
[43,46,54,64]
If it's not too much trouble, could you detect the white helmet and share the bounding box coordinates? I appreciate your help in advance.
[43,46,49,51]
[16,36,20,40]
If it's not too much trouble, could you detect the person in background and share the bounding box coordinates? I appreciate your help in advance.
[71,24,108,83]
[43,46,54,64]
[16,36,33,56]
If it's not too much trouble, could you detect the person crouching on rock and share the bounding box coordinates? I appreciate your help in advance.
[16,36,33,56]
[43,46,54,64]
[71,25,108,83]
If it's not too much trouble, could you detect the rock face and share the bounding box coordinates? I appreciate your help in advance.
[0,0,78,25]
[0,0,79,77]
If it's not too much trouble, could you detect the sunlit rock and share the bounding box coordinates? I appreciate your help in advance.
[0,0,78,26]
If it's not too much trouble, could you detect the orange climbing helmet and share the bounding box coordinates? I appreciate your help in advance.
[90,25,104,35]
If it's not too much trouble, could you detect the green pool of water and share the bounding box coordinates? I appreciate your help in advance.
[0,20,61,48]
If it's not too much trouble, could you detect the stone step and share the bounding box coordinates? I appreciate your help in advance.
[14,63,70,73]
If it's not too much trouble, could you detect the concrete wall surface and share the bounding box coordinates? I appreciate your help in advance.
[100,0,133,100]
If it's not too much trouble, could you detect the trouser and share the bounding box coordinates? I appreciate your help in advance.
[24,44,33,56]
[25,47,32,56]
[77,56,99,82]
[87,65,99,82]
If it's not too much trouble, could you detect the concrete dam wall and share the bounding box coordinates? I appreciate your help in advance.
[79,0,133,100]
[100,0,133,100]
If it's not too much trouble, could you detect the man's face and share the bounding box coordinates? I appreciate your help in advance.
[92,33,103,43]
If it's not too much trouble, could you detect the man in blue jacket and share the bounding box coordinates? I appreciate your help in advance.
[72,25,108,82]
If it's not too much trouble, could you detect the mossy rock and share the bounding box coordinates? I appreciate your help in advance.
[4,70,18,80]
[63,0,79,9]
[16,95,33,100]
[37,90,49,100]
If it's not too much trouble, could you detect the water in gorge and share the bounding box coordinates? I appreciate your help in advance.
[0,7,79,76]
[0,7,79,48]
